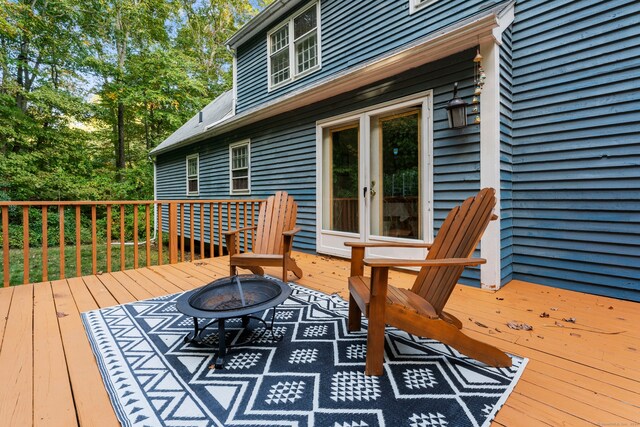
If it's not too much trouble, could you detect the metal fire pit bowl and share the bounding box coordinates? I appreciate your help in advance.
[176,274,291,369]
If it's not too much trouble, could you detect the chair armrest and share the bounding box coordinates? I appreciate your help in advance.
[345,241,433,249]
[223,226,257,236]
[282,227,302,237]
[363,257,486,268]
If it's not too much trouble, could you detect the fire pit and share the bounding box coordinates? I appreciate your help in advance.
[176,274,291,368]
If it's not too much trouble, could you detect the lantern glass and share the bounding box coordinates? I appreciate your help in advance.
[447,105,467,129]
[446,82,468,129]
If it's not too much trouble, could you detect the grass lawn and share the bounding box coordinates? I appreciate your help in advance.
[1,242,179,285]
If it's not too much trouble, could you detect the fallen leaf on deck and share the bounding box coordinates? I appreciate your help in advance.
[496,297,504,301]
[554,321,564,327]
[537,335,545,339]
[495,328,501,333]
[474,321,488,328]
[507,321,533,331]
[539,312,549,318]
[562,317,576,323]
[550,307,558,311]
[527,309,533,312]
[570,332,581,337]
[57,312,68,318]
[627,347,636,352]
[311,261,316,264]
[495,310,501,314]
[608,306,614,310]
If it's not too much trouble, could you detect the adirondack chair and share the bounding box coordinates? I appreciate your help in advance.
[224,191,303,282]
[347,188,512,375]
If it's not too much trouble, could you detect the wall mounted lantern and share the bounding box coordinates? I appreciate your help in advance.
[446,82,468,129]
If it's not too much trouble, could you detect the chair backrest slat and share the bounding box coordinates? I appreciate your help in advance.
[254,191,297,255]
[411,188,496,313]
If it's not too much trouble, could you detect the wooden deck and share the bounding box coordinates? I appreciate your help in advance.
[0,252,638,426]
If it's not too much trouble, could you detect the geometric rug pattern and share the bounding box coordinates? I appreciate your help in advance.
[82,281,527,427]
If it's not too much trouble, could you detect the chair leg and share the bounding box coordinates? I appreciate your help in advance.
[284,255,303,281]
[364,314,386,376]
[348,293,362,332]
[230,264,237,276]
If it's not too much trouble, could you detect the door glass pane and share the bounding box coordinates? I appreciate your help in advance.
[323,125,359,233]
[372,110,420,239]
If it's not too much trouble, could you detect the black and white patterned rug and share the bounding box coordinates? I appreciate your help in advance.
[82,281,527,427]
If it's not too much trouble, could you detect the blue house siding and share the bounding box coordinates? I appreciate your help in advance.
[510,0,640,301]
[500,26,514,285]
[157,49,483,284]
[235,0,510,113]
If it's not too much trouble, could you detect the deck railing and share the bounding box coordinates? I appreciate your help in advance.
[0,199,264,287]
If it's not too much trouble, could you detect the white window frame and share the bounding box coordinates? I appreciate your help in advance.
[409,0,439,14]
[186,154,199,196]
[229,140,251,195]
[267,0,322,91]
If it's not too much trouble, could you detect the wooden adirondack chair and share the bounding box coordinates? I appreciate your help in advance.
[224,191,303,282]
[347,188,512,375]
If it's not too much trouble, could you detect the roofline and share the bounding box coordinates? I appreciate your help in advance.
[152,4,509,157]
[226,0,299,50]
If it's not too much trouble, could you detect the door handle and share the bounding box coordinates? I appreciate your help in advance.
[363,186,368,198]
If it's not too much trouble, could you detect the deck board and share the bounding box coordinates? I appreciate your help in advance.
[52,279,118,427]
[0,252,638,426]
[33,282,77,427]
[0,284,33,427]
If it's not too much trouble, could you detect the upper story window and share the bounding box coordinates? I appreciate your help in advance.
[268,1,321,90]
[230,140,251,194]
[186,154,199,195]
[410,0,438,14]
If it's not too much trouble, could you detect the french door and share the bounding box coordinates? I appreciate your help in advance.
[317,93,433,259]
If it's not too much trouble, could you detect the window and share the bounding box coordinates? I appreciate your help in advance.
[186,154,199,195]
[410,0,438,14]
[268,2,320,90]
[230,140,251,194]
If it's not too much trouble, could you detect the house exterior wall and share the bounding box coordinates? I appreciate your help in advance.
[500,25,514,285]
[156,49,484,284]
[235,0,509,113]
[510,0,640,300]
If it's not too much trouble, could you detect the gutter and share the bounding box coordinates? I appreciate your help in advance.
[151,4,506,158]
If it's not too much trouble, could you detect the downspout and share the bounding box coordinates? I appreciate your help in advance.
[150,154,158,241]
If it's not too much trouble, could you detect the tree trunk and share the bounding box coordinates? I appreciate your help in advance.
[116,102,126,180]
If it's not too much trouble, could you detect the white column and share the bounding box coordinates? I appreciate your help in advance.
[479,39,501,290]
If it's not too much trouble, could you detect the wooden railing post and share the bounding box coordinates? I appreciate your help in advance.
[59,205,65,279]
[168,202,178,264]
[75,205,81,277]
[41,206,48,282]
[2,206,9,287]
[106,205,112,273]
[91,205,97,275]
[22,206,29,285]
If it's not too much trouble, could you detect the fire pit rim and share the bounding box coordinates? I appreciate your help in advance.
[175,274,291,319]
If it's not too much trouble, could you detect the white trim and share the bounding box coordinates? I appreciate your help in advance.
[478,1,514,290]
[409,0,439,15]
[229,139,252,195]
[479,39,502,290]
[232,53,238,115]
[152,159,158,240]
[186,154,200,196]
[316,91,434,258]
[492,2,515,45]
[267,0,322,92]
